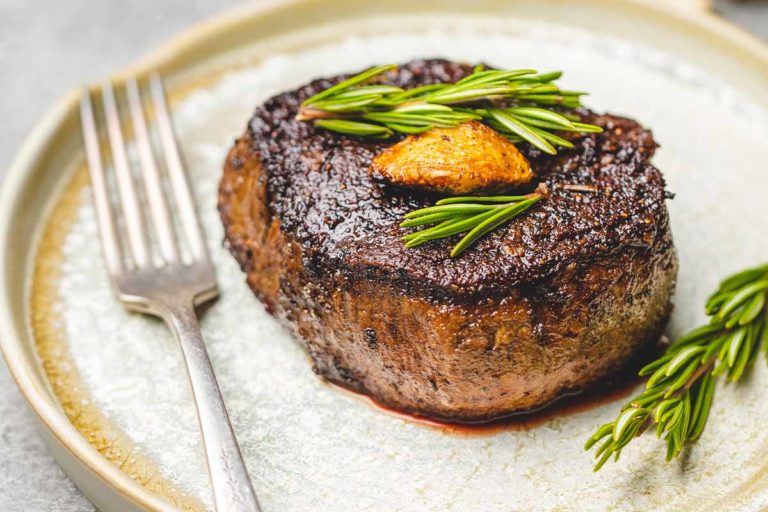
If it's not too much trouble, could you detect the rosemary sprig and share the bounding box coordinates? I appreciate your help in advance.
[298,65,602,154]
[585,263,768,471]
[400,185,547,257]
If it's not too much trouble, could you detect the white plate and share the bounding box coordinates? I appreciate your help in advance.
[2,1,768,510]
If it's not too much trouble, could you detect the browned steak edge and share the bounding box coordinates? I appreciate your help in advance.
[218,133,677,421]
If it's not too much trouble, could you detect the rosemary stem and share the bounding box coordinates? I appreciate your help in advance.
[297,64,602,152]
[682,358,717,392]
[296,107,353,121]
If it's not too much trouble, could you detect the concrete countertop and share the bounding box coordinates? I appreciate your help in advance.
[0,1,765,510]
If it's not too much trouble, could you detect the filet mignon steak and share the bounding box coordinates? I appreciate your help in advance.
[218,59,678,422]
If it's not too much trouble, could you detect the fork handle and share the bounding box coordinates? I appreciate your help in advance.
[163,300,261,512]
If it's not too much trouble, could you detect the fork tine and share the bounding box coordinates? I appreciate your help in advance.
[126,77,180,265]
[149,73,208,263]
[80,91,125,277]
[102,82,151,268]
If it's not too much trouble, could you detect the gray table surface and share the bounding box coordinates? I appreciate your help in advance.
[0,1,765,510]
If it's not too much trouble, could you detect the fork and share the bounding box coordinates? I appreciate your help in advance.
[80,75,260,512]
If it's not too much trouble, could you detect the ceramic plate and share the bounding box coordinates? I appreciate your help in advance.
[3,1,768,510]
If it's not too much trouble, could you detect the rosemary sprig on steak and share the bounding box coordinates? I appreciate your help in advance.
[297,64,602,155]
[401,185,547,257]
[586,263,768,471]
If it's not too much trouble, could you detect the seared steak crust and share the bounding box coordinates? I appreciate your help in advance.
[218,59,678,421]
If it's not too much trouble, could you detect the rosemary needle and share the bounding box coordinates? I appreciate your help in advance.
[298,65,602,155]
[401,190,545,257]
[585,262,768,471]
[450,196,542,257]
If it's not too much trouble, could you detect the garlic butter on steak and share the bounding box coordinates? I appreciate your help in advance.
[370,121,533,194]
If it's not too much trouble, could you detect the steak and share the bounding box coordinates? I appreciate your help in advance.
[218,59,678,422]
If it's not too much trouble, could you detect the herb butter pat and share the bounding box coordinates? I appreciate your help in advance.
[370,121,533,194]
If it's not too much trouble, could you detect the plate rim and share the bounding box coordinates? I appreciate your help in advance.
[1,0,767,510]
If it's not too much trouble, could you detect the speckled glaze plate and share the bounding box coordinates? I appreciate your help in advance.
[3,1,768,511]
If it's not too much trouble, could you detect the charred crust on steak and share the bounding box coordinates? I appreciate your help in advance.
[239,59,669,303]
[218,59,678,421]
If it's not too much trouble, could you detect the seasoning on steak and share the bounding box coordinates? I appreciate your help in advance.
[218,59,678,422]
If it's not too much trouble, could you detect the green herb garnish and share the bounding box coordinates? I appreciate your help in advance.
[586,263,768,471]
[400,186,546,257]
[298,64,602,155]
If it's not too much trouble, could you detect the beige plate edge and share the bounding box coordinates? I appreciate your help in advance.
[1,0,768,510]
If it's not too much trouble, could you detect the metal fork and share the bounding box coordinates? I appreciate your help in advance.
[80,75,260,512]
